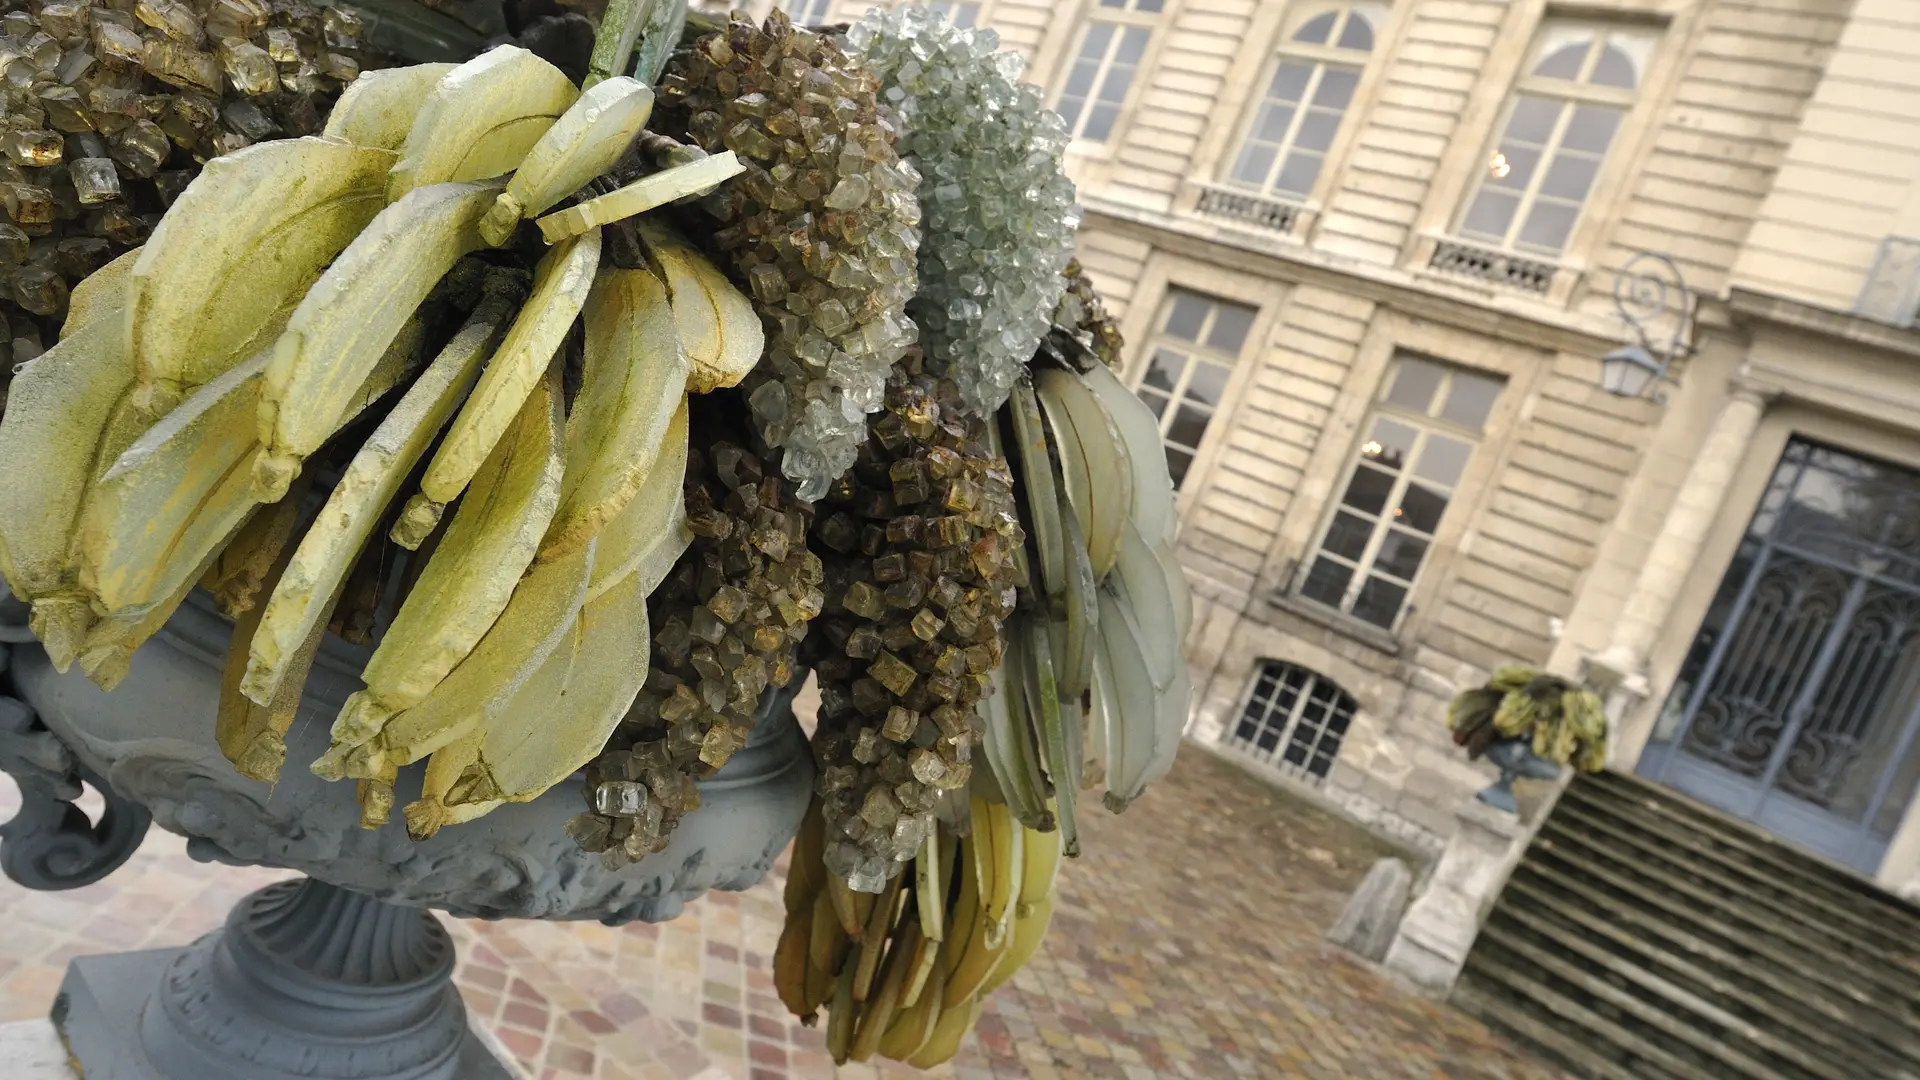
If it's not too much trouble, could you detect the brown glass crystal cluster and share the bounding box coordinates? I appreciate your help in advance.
[655,9,921,500]
[805,360,1023,891]
[1052,258,1122,370]
[571,397,827,866]
[0,0,370,397]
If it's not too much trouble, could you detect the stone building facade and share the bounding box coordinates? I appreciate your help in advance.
[753,0,1920,895]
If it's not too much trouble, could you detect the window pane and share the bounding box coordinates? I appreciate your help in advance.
[1142,348,1185,391]
[1365,417,1419,469]
[1314,67,1359,110]
[953,4,978,28]
[1489,143,1540,190]
[1336,14,1373,52]
[1186,359,1231,407]
[1301,557,1353,607]
[1167,402,1211,450]
[1385,359,1444,413]
[1062,58,1101,99]
[1396,482,1448,535]
[1253,101,1297,143]
[1533,39,1588,80]
[1441,372,1502,430]
[1205,303,1255,354]
[1078,22,1116,58]
[1542,153,1600,202]
[1373,530,1430,581]
[1561,105,1622,154]
[1518,198,1579,253]
[1506,96,1562,145]
[1460,187,1520,241]
[1232,141,1279,186]
[1137,386,1169,418]
[1273,151,1323,197]
[1352,576,1408,628]
[1085,99,1122,141]
[1135,0,1164,11]
[1166,444,1194,488]
[1589,43,1637,88]
[1114,25,1151,67]
[1267,60,1314,104]
[1323,510,1374,561]
[1163,293,1208,340]
[1295,109,1341,152]
[1294,11,1336,44]
[1414,434,1473,488]
[1340,465,1395,517]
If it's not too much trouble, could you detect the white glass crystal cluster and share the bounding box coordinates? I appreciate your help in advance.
[845,5,1081,416]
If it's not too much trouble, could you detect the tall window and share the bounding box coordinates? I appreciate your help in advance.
[1455,23,1654,257]
[1230,660,1357,781]
[781,0,833,24]
[924,1,981,28]
[1301,355,1503,629]
[1225,3,1382,200]
[1131,289,1257,489]
[1055,0,1164,144]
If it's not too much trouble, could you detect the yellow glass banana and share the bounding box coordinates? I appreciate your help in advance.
[323,63,459,150]
[387,45,578,201]
[254,177,501,502]
[130,137,395,418]
[330,360,564,745]
[242,303,518,709]
[480,76,655,247]
[395,227,599,548]
[1035,367,1132,579]
[584,398,690,602]
[61,247,140,341]
[906,993,980,1069]
[537,265,688,563]
[534,151,745,243]
[636,221,764,393]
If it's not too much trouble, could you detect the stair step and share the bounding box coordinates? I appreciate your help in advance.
[1458,946,1742,1080]
[1536,817,1920,1006]
[1547,797,1917,967]
[1586,770,1920,928]
[1454,981,1683,1080]
[1558,781,1920,950]
[1496,873,1920,1080]
[1522,835,1920,1047]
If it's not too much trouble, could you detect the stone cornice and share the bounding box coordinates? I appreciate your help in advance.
[1726,286,1920,361]
[1080,196,1639,358]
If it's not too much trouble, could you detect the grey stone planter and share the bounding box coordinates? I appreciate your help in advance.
[1475,736,1562,814]
[0,589,816,1078]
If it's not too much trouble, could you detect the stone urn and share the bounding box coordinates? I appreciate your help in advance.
[0,591,815,1079]
[1475,735,1562,814]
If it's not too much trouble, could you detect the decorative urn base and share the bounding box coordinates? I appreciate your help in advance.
[1475,736,1563,814]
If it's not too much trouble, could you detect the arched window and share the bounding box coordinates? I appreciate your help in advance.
[1223,3,1384,201]
[1454,23,1655,256]
[1229,660,1358,781]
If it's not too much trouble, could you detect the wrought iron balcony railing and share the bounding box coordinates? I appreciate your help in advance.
[1193,184,1303,236]
[1427,238,1558,296]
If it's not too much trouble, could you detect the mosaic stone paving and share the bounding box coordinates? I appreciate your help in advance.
[0,733,1566,1080]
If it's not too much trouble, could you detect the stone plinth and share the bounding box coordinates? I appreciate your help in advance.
[1381,800,1525,992]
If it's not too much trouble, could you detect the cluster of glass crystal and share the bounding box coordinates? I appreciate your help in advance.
[655,10,922,501]
[0,0,370,395]
[803,360,1024,891]
[842,5,1077,418]
[571,407,827,867]
[1053,257,1123,370]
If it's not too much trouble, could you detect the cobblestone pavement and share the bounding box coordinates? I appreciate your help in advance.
[0,742,1565,1080]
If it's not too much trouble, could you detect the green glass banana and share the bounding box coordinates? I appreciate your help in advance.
[328,359,565,748]
[130,137,396,419]
[323,63,460,151]
[479,76,655,247]
[395,228,600,548]
[386,45,579,201]
[254,178,501,502]
[1007,380,1065,602]
[537,265,688,563]
[1035,367,1131,579]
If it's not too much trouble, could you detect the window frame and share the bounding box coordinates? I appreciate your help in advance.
[1220,2,1384,205]
[1228,659,1359,782]
[1297,355,1503,632]
[1128,287,1262,492]
[1049,0,1167,148]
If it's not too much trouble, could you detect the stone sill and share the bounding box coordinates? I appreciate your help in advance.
[1264,591,1403,657]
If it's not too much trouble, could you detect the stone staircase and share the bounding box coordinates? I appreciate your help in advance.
[1453,768,1920,1080]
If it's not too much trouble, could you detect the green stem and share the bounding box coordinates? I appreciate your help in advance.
[584,0,656,89]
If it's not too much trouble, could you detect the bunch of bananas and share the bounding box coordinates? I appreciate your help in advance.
[1447,664,1608,772]
[0,0,378,388]
[777,793,1058,1069]
[0,35,769,831]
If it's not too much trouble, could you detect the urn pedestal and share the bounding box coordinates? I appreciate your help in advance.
[0,594,817,1079]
